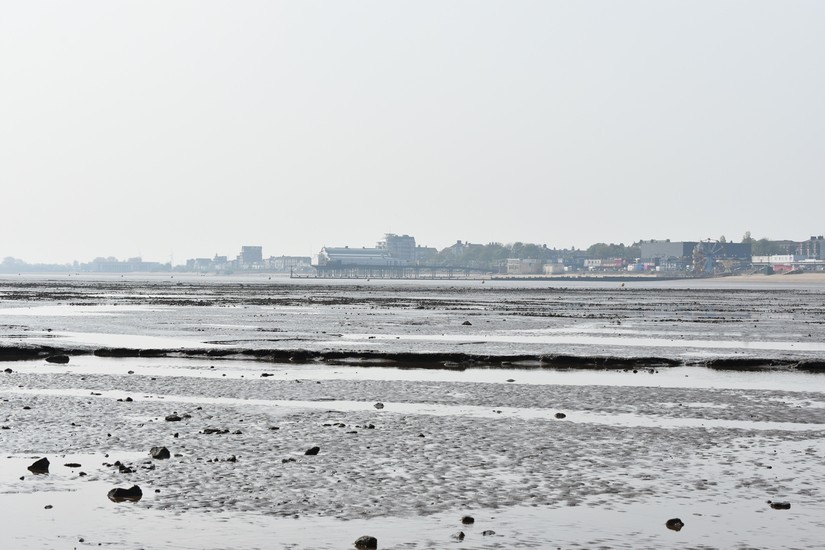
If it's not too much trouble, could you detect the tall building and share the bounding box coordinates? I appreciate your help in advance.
[377,234,416,262]
[239,246,263,266]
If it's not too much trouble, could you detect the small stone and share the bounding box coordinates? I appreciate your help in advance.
[150,446,171,460]
[124,397,133,402]
[3,368,12,373]
[28,457,50,474]
[374,402,384,409]
[462,321,472,326]
[461,515,475,524]
[165,414,182,422]
[665,518,684,531]
[353,535,378,549]
[107,485,143,502]
[305,446,320,456]
[46,355,70,364]
[452,531,465,541]
[482,530,496,536]
[64,463,82,468]
[554,412,567,419]
[44,504,53,509]
[506,379,515,383]
[769,501,791,510]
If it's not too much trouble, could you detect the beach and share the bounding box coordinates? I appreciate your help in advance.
[2,274,825,548]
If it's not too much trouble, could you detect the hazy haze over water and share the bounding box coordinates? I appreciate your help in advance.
[1,1,823,263]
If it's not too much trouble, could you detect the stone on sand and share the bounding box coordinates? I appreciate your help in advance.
[354,535,378,549]
[28,457,50,474]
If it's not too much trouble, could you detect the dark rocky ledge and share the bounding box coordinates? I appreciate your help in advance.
[3,344,823,371]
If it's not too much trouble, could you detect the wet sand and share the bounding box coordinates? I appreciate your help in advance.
[1,276,825,548]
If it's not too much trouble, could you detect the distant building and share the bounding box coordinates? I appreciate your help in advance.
[313,246,399,267]
[507,258,543,275]
[377,234,416,262]
[313,233,433,268]
[640,241,698,261]
[797,236,825,259]
[266,256,312,272]
[641,240,751,262]
[414,245,439,264]
[239,246,263,266]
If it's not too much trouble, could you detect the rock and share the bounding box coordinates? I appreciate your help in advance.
[44,504,53,509]
[452,531,465,541]
[165,414,182,422]
[305,446,320,455]
[46,355,70,364]
[461,515,475,524]
[202,428,229,435]
[64,462,82,468]
[665,518,684,531]
[462,321,472,326]
[5,367,14,373]
[554,412,567,419]
[28,457,50,474]
[506,379,515,383]
[107,485,143,502]
[482,530,496,536]
[374,402,385,409]
[150,446,170,460]
[261,373,273,377]
[354,535,378,549]
[769,501,791,510]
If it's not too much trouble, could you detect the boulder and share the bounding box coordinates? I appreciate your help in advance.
[202,428,229,435]
[28,457,50,474]
[165,414,182,422]
[482,530,496,536]
[462,321,472,326]
[374,402,385,409]
[461,515,475,525]
[665,518,684,531]
[305,446,320,456]
[452,531,465,541]
[554,412,567,419]
[354,535,378,549]
[107,485,143,503]
[46,355,70,364]
[150,446,170,460]
[769,501,791,510]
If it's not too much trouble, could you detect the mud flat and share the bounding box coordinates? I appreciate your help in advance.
[1,276,825,548]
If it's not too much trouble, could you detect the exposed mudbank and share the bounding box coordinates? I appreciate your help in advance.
[6,343,825,371]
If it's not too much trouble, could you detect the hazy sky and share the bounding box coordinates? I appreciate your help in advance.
[2,1,823,263]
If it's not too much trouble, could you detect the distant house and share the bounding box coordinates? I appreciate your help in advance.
[507,258,543,275]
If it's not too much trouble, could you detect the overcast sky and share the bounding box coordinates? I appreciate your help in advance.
[1,1,823,263]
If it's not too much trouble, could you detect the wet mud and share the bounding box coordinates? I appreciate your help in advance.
[1,276,825,548]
